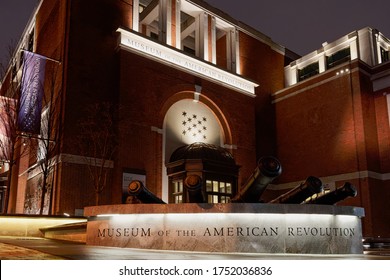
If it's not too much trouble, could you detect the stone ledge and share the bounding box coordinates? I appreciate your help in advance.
[40,222,87,243]
[84,203,365,217]
[0,216,87,238]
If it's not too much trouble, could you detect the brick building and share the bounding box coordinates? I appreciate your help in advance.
[0,0,389,238]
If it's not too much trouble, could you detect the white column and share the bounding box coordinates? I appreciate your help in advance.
[285,65,297,86]
[132,0,139,32]
[175,0,181,49]
[210,16,216,64]
[159,0,168,43]
[234,29,240,74]
[318,54,326,73]
[228,29,238,73]
[196,12,208,60]
[350,39,359,61]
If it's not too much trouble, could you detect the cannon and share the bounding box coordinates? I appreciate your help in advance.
[305,182,357,205]
[184,174,205,203]
[127,180,166,204]
[269,176,323,204]
[232,156,282,203]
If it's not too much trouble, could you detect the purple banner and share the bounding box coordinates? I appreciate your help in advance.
[18,51,47,134]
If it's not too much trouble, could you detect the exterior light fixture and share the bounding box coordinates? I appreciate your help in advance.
[194,84,202,103]
[336,68,349,76]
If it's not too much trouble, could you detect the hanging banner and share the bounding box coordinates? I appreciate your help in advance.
[18,51,47,134]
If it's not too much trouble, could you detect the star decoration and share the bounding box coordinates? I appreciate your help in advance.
[180,111,208,141]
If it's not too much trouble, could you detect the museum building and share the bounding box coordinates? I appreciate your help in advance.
[0,0,389,239]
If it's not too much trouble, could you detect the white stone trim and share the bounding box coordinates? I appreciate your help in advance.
[117,28,258,95]
[151,126,163,134]
[132,0,139,32]
[273,66,359,103]
[223,144,237,150]
[58,154,114,168]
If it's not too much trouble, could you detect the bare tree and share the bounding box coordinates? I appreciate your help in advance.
[0,56,31,214]
[75,102,117,206]
[0,53,63,216]
[32,65,62,215]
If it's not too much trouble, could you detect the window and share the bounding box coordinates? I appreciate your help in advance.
[206,179,233,203]
[381,47,389,63]
[183,46,195,56]
[326,47,350,69]
[28,29,35,52]
[11,64,18,80]
[298,62,319,81]
[171,180,184,203]
[215,26,228,68]
[167,143,239,204]
[181,10,196,56]
[139,0,160,40]
[38,106,50,161]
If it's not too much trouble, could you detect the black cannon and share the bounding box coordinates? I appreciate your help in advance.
[305,182,357,205]
[232,156,282,203]
[184,174,205,203]
[127,180,166,204]
[269,176,323,204]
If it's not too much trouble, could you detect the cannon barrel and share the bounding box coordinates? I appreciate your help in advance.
[184,175,205,203]
[305,182,357,205]
[269,176,323,204]
[127,180,166,204]
[232,156,282,203]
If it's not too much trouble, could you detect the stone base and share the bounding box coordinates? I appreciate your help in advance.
[84,203,364,254]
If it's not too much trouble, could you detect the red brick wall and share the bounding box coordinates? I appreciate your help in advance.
[239,32,286,161]
[274,67,361,182]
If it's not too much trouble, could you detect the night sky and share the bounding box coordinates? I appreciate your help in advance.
[1,0,390,68]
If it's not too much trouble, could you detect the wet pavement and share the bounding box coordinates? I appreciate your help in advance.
[1,236,390,260]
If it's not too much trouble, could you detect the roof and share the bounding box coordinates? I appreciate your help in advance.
[169,142,236,165]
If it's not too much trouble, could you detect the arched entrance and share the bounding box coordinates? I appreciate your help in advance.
[161,95,233,201]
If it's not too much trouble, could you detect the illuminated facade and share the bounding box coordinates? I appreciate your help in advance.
[272,28,390,238]
[0,0,389,238]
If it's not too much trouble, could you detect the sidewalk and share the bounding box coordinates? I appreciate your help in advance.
[0,239,64,260]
